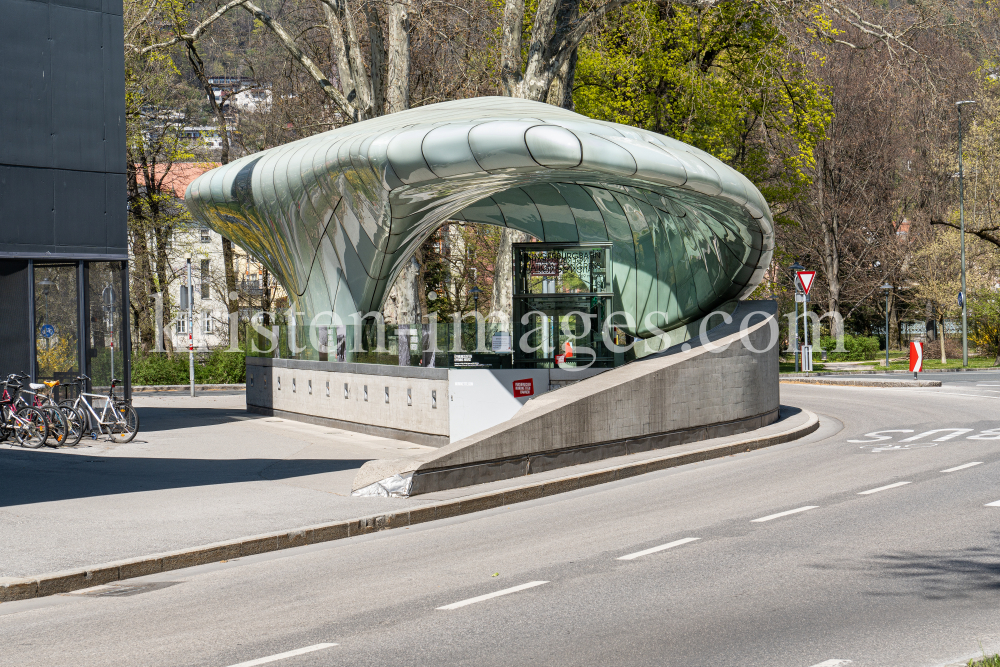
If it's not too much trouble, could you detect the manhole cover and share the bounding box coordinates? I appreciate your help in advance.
[72,582,180,597]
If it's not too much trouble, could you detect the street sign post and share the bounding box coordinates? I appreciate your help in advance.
[796,270,817,295]
[910,342,923,380]
[795,269,816,371]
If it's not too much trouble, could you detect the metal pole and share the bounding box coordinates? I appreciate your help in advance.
[188,257,195,397]
[803,294,809,353]
[959,104,969,368]
[885,290,890,370]
[793,297,799,372]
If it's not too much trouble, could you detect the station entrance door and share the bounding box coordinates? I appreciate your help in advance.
[512,243,614,369]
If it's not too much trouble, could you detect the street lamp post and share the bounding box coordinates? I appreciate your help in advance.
[881,283,893,369]
[470,285,481,311]
[790,262,805,372]
[186,254,195,397]
[958,100,977,368]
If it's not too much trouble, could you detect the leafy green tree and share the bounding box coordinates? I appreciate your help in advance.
[573,0,831,207]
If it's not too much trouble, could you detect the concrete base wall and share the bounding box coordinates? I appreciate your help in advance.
[352,301,780,495]
[246,359,452,446]
[246,359,613,446]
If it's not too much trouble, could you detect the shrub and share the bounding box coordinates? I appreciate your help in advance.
[817,334,880,361]
[130,348,246,385]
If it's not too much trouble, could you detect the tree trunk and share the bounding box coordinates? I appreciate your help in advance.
[385,0,409,114]
[489,228,527,328]
[394,257,421,365]
[546,44,578,109]
[130,230,156,352]
[889,292,899,351]
[187,42,239,317]
[939,312,947,364]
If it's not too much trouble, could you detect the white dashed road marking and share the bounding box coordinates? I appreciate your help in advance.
[808,660,852,667]
[751,506,818,523]
[617,537,700,561]
[941,462,983,472]
[857,481,911,495]
[225,643,338,667]
[437,581,549,610]
[985,501,1000,507]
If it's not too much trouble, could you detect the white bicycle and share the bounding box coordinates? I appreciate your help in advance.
[60,374,139,443]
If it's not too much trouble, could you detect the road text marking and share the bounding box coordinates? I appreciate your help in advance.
[751,506,818,523]
[941,462,983,473]
[618,537,700,561]
[857,481,911,495]
[808,660,852,667]
[226,644,338,667]
[437,581,549,610]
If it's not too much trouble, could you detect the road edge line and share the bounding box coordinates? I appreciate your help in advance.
[0,410,819,603]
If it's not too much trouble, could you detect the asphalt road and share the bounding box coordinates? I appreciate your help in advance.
[4,382,1000,667]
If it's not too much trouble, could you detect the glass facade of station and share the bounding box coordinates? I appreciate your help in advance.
[0,260,129,397]
[513,243,614,369]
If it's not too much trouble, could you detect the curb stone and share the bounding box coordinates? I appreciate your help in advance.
[782,367,993,377]
[129,384,245,392]
[781,378,942,388]
[0,410,819,603]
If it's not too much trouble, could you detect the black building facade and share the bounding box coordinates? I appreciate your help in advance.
[0,0,129,392]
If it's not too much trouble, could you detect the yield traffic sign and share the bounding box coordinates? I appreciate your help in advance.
[796,270,817,295]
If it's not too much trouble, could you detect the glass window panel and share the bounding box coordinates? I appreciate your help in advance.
[87,262,126,387]
[514,247,610,295]
[34,263,79,382]
[200,260,210,299]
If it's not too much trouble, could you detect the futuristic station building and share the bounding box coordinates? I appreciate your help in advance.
[186,97,773,367]
[186,98,781,490]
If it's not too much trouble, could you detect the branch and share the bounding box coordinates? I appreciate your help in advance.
[241,0,359,119]
[132,0,249,54]
[930,217,1000,248]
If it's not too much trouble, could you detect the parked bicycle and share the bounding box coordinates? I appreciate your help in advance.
[10,374,85,446]
[59,374,139,443]
[0,375,48,448]
[6,372,75,447]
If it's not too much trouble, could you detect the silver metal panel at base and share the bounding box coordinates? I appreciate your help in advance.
[408,407,780,495]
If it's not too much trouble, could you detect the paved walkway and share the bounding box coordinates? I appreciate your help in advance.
[0,390,810,578]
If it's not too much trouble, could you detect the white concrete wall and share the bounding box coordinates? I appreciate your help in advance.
[448,369,551,442]
[246,359,450,438]
[247,359,611,444]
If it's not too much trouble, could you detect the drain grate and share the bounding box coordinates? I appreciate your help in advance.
[73,582,180,597]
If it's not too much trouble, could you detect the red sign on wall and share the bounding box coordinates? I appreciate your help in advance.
[513,378,534,397]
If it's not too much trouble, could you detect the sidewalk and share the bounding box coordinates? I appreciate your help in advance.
[0,391,816,584]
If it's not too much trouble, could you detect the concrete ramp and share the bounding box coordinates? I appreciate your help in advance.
[353,301,780,496]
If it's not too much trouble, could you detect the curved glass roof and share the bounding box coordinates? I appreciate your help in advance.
[185,96,774,338]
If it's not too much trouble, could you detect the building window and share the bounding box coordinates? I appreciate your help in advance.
[200,228,211,243]
[203,311,214,333]
[176,315,192,334]
[179,285,191,310]
[200,260,210,299]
